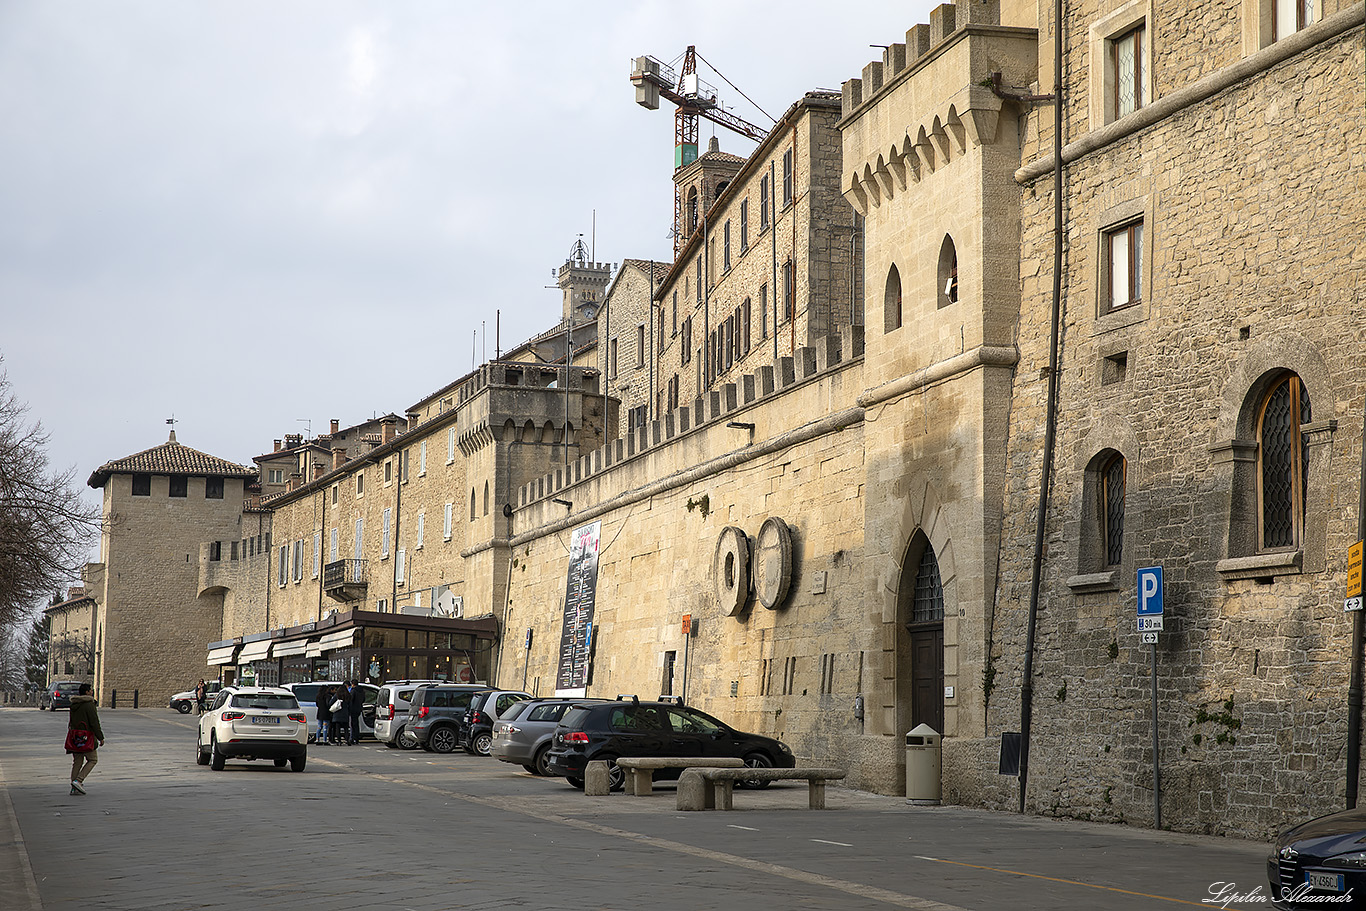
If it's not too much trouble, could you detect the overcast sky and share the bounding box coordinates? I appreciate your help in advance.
[1,1,935,550]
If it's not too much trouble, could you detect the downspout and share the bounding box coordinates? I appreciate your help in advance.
[790,123,798,355]
[392,448,402,612]
[1019,0,1066,816]
[703,199,710,389]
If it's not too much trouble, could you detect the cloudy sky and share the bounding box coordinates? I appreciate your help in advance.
[0,1,934,540]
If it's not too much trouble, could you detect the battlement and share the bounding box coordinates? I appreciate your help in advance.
[516,326,863,509]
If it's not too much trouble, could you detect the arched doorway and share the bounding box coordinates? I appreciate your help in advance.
[896,532,945,738]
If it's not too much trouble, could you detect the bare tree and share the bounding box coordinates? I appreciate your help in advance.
[0,360,101,628]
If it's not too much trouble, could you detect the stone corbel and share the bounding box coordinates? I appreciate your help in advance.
[930,116,953,165]
[844,172,869,216]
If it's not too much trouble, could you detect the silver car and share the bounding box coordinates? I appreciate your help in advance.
[491,698,602,775]
[373,680,447,749]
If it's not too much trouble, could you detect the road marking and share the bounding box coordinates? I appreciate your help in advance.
[727,824,759,831]
[812,839,854,847]
[914,855,1210,907]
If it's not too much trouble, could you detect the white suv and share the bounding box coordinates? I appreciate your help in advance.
[196,686,308,772]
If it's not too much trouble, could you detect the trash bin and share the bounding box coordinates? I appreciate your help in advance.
[906,724,942,805]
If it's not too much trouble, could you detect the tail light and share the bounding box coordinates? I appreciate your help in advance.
[384,705,394,720]
[418,706,429,718]
[221,711,245,721]
[471,711,487,725]
[287,713,306,723]
[563,731,589,745]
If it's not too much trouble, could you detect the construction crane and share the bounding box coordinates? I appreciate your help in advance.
[630,46,772,257]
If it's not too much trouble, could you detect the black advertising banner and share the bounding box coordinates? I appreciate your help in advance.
[555,521,601,694]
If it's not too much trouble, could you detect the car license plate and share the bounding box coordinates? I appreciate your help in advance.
[1307,871,1345,893]
[250,716,280,725]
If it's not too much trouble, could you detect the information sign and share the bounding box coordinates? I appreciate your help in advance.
[1350,541,1363,599]
[1141,631,1158,645]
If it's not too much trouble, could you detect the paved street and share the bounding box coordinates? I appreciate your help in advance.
[0,706,1271,910]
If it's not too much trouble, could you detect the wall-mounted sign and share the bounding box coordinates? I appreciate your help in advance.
[555,521,601,694]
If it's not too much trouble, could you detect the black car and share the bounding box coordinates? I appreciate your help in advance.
[405,684,486,753]
[545,697,795,791]
[457,689,531,756]
[40,681,85,711]
[1269,806,1366,908]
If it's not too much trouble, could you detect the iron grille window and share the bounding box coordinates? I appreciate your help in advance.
[912,546,945,623]
[1259,375,1311,549]
[1101,454,1126,567]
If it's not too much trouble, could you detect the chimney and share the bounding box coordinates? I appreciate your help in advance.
[381,417,397,445]
[332,448,348,471]
[67,586,86,601]
[312,461,325,482]
[274,439,282,453]
[330,419,340,435]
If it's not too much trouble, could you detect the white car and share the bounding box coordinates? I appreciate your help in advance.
[169,682,221,714]
[196,686,308,772]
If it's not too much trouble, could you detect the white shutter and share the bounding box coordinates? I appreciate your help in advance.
[382,507,391,557]
[416,512,425,548]
[354,518,363,560]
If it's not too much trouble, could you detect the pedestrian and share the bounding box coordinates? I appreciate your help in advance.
[316,685,334,746]
[347,680,365,745]
[66,683,104,796]
[194,679,207,714]
[328,685,347,744]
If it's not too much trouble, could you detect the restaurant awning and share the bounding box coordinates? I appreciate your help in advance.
[273,639,311,658]
[206,644,238,666]
[237,639,272,663]
[317,629,355,651]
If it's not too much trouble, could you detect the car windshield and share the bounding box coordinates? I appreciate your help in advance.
[231,694,299,710]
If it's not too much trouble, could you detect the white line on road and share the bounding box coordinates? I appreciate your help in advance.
[727,824,759,831]
[813,839,854,847]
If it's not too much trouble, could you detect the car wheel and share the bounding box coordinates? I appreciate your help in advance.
[397,727,419,750]
[429,726,459,754]
[599,755,625,792]
[209,735,225,771]
[472,732,493,757]
[741,752,774,789]
[532,745,553,777]
[175,701,192,715]
[566,776,585,790]
[195,735,209,766]
[290,754,307,773]
[274,758,287,768]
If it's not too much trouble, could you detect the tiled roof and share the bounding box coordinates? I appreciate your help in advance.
[87,432,256,489]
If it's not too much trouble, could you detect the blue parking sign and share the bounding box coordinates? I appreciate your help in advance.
[1138,566,1164,616]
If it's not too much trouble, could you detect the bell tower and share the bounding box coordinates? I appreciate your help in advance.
[557,238,612,324]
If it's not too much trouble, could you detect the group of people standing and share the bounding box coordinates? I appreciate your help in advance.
[316,680,364,745]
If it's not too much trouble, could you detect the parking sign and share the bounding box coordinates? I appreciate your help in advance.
[1138,566,1164,617]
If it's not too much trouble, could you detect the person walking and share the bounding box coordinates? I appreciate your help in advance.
[346,680,365,745]
[316,685,334,746]
[194,679,207,714]
[66,683,104,795]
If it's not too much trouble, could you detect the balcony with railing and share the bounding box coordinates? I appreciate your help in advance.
[323,559,368,603]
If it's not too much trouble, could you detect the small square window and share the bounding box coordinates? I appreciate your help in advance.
[168,475,187,498]
[131,474,151,496]
[1102,352,1129,386]
[205,477,224,499]
[356,474,364,497]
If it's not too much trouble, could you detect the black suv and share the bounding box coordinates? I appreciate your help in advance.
[457,689,531,756]
[406,685,486,753]
[545,697,795,790]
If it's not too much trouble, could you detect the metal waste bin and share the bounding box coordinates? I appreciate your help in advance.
[906,724,942,805]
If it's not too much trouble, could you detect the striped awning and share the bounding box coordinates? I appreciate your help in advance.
[273,640,311,658]
[237,639,273,663]
[206,645,238,666]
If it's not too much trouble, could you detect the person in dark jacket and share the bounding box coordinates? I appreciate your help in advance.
[346,680,365,745]
[316,685,334,746]
[66,683,104,795]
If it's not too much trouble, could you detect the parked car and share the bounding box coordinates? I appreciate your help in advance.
[1269,805,1366,908]
[195,686,308,772]
[404,684,486,753]
[169,682,221,714]
[39,681,85,711]
[283,681,379,741]
[457,689,532,755]
[492,698,605,775]
[546,697,795,791]
[373,680,447,749]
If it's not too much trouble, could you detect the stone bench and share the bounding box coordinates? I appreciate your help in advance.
[616,756,745,796]
[676,767,846,811]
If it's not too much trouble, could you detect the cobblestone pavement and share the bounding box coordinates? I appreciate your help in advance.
[1,707,1272,910]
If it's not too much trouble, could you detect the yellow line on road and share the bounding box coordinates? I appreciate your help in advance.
[915,855,1211,907]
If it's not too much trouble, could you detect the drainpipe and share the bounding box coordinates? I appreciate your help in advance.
[1019,0,1067,817]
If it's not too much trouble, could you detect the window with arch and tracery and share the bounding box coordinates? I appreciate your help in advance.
[1258,373,1311,550]
[911,545,944,623]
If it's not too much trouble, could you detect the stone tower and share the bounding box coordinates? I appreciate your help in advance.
[557,238,612,325]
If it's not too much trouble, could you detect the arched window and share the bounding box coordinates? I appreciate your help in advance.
[483,481,490,517]
[884,264,902,333]
[1100,452,1126,567]
[1258,373,1311,550]
[938,236,958,308]
[470,489,476,522]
